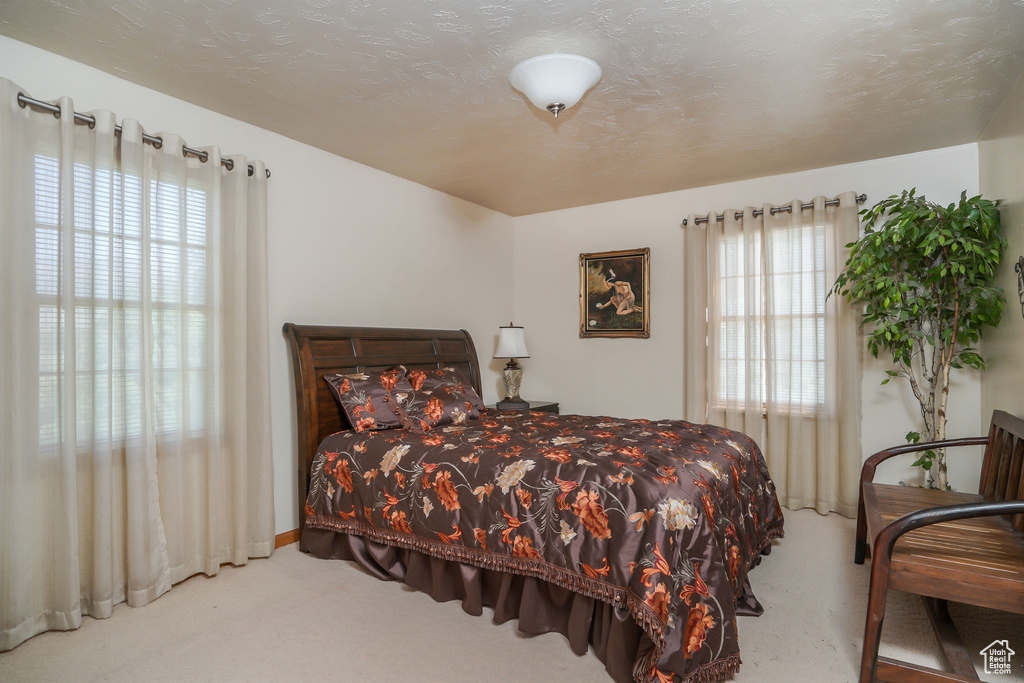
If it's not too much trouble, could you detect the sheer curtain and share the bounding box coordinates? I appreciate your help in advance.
[683,192,861,516]
[0,78,274,651]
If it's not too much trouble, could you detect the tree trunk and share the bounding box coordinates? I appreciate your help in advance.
[935,295,959,491]
[936,355,952,490]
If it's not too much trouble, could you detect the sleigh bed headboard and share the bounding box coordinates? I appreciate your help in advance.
[282,323,483,530]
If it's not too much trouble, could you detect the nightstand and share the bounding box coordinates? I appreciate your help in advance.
[488,400,559,415]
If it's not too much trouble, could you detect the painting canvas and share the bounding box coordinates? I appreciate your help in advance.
[579,248,650,338]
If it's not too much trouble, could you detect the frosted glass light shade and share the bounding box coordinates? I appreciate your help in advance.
[494,325,530,359]
[509,54,602,117]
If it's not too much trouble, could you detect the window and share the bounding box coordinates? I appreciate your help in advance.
[766,222,826,408]
[34,154,210,450]
[713,222,825,411]
[715,230,764,407]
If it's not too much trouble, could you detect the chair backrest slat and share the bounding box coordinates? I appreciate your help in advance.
[978,410,1024,532]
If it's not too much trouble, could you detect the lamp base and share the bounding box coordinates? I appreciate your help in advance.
[496,398,531,410]
[501,359,527,407]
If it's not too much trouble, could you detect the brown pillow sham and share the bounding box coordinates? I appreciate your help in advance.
[401,366,483,431]
[324,367,418,433]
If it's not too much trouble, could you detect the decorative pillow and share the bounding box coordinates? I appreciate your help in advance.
[324,367,418,433]
[400,366,483,431]
[445,366,487,413]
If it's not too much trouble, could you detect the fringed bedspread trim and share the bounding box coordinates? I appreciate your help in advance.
[757,522,785,553]
[679,652,743,683]
[307,514,669,682]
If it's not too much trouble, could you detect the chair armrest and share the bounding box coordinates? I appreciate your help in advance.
[853,434,989,565]
[860,435,989,485]
[873,499,1024,564]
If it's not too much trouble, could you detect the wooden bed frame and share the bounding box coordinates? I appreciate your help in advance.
[282,323,483,532]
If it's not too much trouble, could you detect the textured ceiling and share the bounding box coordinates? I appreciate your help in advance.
[3,1,1024,216]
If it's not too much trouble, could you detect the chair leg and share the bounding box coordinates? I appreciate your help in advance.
[855,491,868,564]
[859,554,891,682]
[860,592,886,682]
[855,538,868,565]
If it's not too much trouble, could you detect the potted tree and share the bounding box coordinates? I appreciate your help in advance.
[831,189,1005,489]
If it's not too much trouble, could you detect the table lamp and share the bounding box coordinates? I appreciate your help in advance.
[494,323,530,409]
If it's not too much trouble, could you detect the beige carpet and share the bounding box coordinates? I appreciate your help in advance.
[1,509,1020,682]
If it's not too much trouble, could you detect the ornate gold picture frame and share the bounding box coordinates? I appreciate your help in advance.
[579,247,650,338]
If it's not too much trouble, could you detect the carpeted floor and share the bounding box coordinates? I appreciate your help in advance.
[0,509,1020,682]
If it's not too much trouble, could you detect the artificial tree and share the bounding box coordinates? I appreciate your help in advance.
[832,189,1005,489]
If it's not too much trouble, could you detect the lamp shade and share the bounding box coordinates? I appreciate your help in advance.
[508,54,602,117]
[494,325,530,359]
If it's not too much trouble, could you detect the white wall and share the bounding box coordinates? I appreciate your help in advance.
[980,69,1024,421]
[1,37,515,535]
[512,144,985,490]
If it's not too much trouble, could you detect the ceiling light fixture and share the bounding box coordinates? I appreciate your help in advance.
[508,54,602,119]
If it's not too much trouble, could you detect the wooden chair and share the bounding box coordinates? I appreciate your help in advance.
[855,410,1024,682]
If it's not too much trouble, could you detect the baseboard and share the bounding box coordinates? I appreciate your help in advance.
[275,528,301,548]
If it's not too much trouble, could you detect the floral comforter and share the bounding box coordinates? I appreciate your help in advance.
[304,411,784,682]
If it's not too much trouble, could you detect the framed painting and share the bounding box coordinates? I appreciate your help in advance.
[579,247,650,338]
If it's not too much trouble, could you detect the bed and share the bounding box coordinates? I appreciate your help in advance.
[283,323,784,683]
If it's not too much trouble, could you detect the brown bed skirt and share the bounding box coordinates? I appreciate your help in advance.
[302,527,770,682]
[302,526,651,682]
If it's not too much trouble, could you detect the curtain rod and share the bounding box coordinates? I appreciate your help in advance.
[682,193,866,226]
[16,92,271,179]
